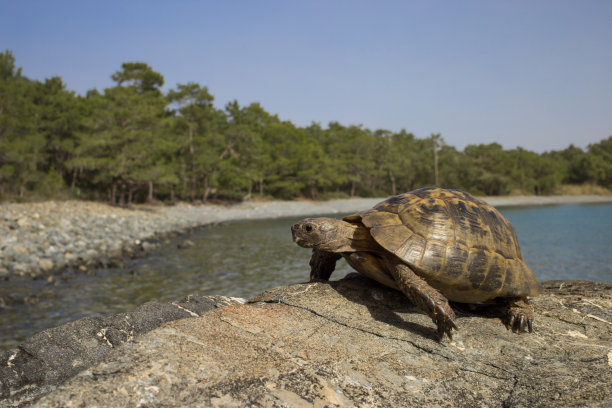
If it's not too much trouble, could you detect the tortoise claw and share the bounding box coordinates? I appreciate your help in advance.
[507,315,516,330]
[432,302,457,340]
[519,315,526,333]
[427,298,436,311]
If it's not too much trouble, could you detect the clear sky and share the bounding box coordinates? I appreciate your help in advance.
[2,1,611,152]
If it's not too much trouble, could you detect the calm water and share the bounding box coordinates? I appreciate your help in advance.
[1,203,611,350]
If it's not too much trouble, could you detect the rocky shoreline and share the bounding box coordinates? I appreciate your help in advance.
[2,194,612,278]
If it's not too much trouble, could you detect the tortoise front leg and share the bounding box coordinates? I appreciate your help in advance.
[309,249,342,281]
[387,260,458,339]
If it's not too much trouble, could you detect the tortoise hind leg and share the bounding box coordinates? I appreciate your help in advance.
[386,260,458,340]
[504,297,534,333]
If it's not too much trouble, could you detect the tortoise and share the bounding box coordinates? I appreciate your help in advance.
[291,187,542,339]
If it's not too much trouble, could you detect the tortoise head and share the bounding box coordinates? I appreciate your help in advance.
[292,218,343,251]
[291,217,373,252]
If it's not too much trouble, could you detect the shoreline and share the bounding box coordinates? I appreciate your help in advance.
[1,194,611,278]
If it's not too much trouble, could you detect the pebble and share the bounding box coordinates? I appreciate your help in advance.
[39,259,54,272]
[177,240,196,249]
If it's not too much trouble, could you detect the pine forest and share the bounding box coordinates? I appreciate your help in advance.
[1,51,610,205]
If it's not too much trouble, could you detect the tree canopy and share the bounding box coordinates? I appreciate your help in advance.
[0,50,610,204]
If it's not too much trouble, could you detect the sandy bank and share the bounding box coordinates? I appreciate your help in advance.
[159,193,612,225]
[480,194,612,207]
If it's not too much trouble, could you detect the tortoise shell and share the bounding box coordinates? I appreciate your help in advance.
[344,187,541,303]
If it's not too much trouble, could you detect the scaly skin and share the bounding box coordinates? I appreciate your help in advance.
[309,249,341,281]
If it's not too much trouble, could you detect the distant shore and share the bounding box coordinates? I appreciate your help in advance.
[1,194,611,277]
[477,194,612,207]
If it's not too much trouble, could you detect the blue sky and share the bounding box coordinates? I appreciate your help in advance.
[2,1,611,152]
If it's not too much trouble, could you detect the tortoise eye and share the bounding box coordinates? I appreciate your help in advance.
[304,224,314,233]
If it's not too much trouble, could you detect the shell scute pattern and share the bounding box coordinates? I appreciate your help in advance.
[351,187,540,302]
[467,248,490,289]
[420,240,447,275]
[477,254,506,293]
[444,244,470,280]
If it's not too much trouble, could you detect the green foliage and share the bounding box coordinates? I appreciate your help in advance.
[0,51,45,197]
[585,136,612,188]
[66,63,170,204]
[35,169,67,198]
[111,62,164,94]
[0,50,610,203]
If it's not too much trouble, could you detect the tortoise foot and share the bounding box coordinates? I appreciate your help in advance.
[505,298,534,334]
[430,298,458,340]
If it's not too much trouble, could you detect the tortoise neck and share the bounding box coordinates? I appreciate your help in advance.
[334,222,379,253]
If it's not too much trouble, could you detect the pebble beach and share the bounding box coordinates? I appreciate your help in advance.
[2,194,611,278]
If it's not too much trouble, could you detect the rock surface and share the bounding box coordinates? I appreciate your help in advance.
[4,276,608,408]
[0,294,246,407]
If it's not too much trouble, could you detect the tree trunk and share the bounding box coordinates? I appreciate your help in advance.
[147,180,154,202]
[110,181,117,205]
[71,167,78,190]
[309,181,316,200]
[350,180,357,197]
[181,162,187,199]
[434,145,439,186]
[189,124,195,202]
[119,183,126,207]
[388,170,396,195]
[203,174,209,202]
[259,177,264,196]
[127,185,134,205]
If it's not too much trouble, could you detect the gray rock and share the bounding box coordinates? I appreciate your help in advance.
[83,249,99,260]
[12,252,30,265]
[38,259,54,273]
[16,218,29,229]
[141,241,159,253]
[8,263,28,275]
[4,218,18,230]
[0,294,246,407]
[50,254,65,269]
[0,248,12,262]
[5,277,609,408]
[177,239,196,249]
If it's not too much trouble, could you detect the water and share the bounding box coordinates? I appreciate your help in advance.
[502,203,612,282]
[1,203,611,350]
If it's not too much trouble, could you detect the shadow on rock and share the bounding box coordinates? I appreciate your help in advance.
[323,272,510,341]
[329,273,440,341]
